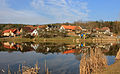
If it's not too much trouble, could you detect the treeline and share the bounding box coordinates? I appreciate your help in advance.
[0,21,120,35]
[0,24,24,30]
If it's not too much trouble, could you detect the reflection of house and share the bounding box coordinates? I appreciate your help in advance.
[63,49,76,54]
[31,44,39,50]
[63,49,82,54]
[66,45,76,49]
[3,42,16,49]
[3,29,17,36]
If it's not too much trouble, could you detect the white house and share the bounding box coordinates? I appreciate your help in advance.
[31,29,38,36]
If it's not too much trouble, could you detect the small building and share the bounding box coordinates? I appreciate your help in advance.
[60,25,82,32]
[46,25,58,31]
[2,29,17,37]
[93,27,111,35]
[21,27,33,35]
[100,27,110,34]
[31,29,38,36]
[37,25,46,32]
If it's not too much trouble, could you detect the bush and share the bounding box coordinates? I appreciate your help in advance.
[23,34,34,39]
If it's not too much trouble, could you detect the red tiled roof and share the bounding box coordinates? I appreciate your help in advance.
[3,45,16,49]
[101,27,110,30]
[38,25,46,28]
[22,27,34,32]
[61,25,82,30]
[3,29,17,33]
[33,27,37,29]
[95,28,99,30]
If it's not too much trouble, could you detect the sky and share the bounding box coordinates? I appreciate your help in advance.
[0,0,120,24]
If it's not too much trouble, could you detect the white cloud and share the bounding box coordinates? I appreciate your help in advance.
[0,0,53,24]
[0,0,89,24]
[31,0,89,22]
[0,9,52,24]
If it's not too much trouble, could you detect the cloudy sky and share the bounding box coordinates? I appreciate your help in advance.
[0,0,120,24]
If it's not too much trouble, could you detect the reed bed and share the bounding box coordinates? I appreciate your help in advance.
[80,47,107,74]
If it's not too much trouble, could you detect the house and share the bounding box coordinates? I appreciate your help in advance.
[31,29,38,36]
[2,29,17,36]
[31,44,39,50]
[46,25,58,31]
[93,27,111,35]
[21,27,39,36]
[21,27,33,35]
[59,25,83,36]
[60,25,82,32]
[100,27,110,34]
[93,28,100,33]
[36,25,46,31]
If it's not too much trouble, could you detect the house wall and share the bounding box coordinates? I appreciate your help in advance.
[3,31,15,36]
[3,33,10,36]
[31,29,38,36]
[60,26,65,30]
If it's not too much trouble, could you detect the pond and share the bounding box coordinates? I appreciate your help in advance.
[0,42,120,74]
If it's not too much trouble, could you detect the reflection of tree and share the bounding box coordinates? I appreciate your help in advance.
[80,48,107,74]
[35,43,67,54]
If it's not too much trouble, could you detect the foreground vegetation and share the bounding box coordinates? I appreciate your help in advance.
[96,60,120,74]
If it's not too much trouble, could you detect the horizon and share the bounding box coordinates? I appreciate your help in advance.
[0,20,120,25]
[0,0,120,24]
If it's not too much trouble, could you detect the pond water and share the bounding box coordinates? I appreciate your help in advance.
[0,42,120,74]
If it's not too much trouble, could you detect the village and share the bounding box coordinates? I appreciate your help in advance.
[1,24,118,40]
[0,24,120,74]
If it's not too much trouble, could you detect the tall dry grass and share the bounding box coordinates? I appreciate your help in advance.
[80,47,107,74]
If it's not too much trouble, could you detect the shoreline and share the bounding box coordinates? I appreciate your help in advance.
[96,60,120,74]
[0,37,119,44]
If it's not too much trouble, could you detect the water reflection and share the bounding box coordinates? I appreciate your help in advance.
[0,41,119,74]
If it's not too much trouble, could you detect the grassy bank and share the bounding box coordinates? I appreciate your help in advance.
[0,36,119,44]
[96,60,120,74]
[0,36,92,44]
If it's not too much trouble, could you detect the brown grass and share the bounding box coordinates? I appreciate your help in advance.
[80,48,107,74]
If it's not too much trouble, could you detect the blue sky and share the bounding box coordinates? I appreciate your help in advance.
[0,0,120,24]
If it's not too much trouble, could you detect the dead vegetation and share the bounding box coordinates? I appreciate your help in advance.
[80,47,107,74]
